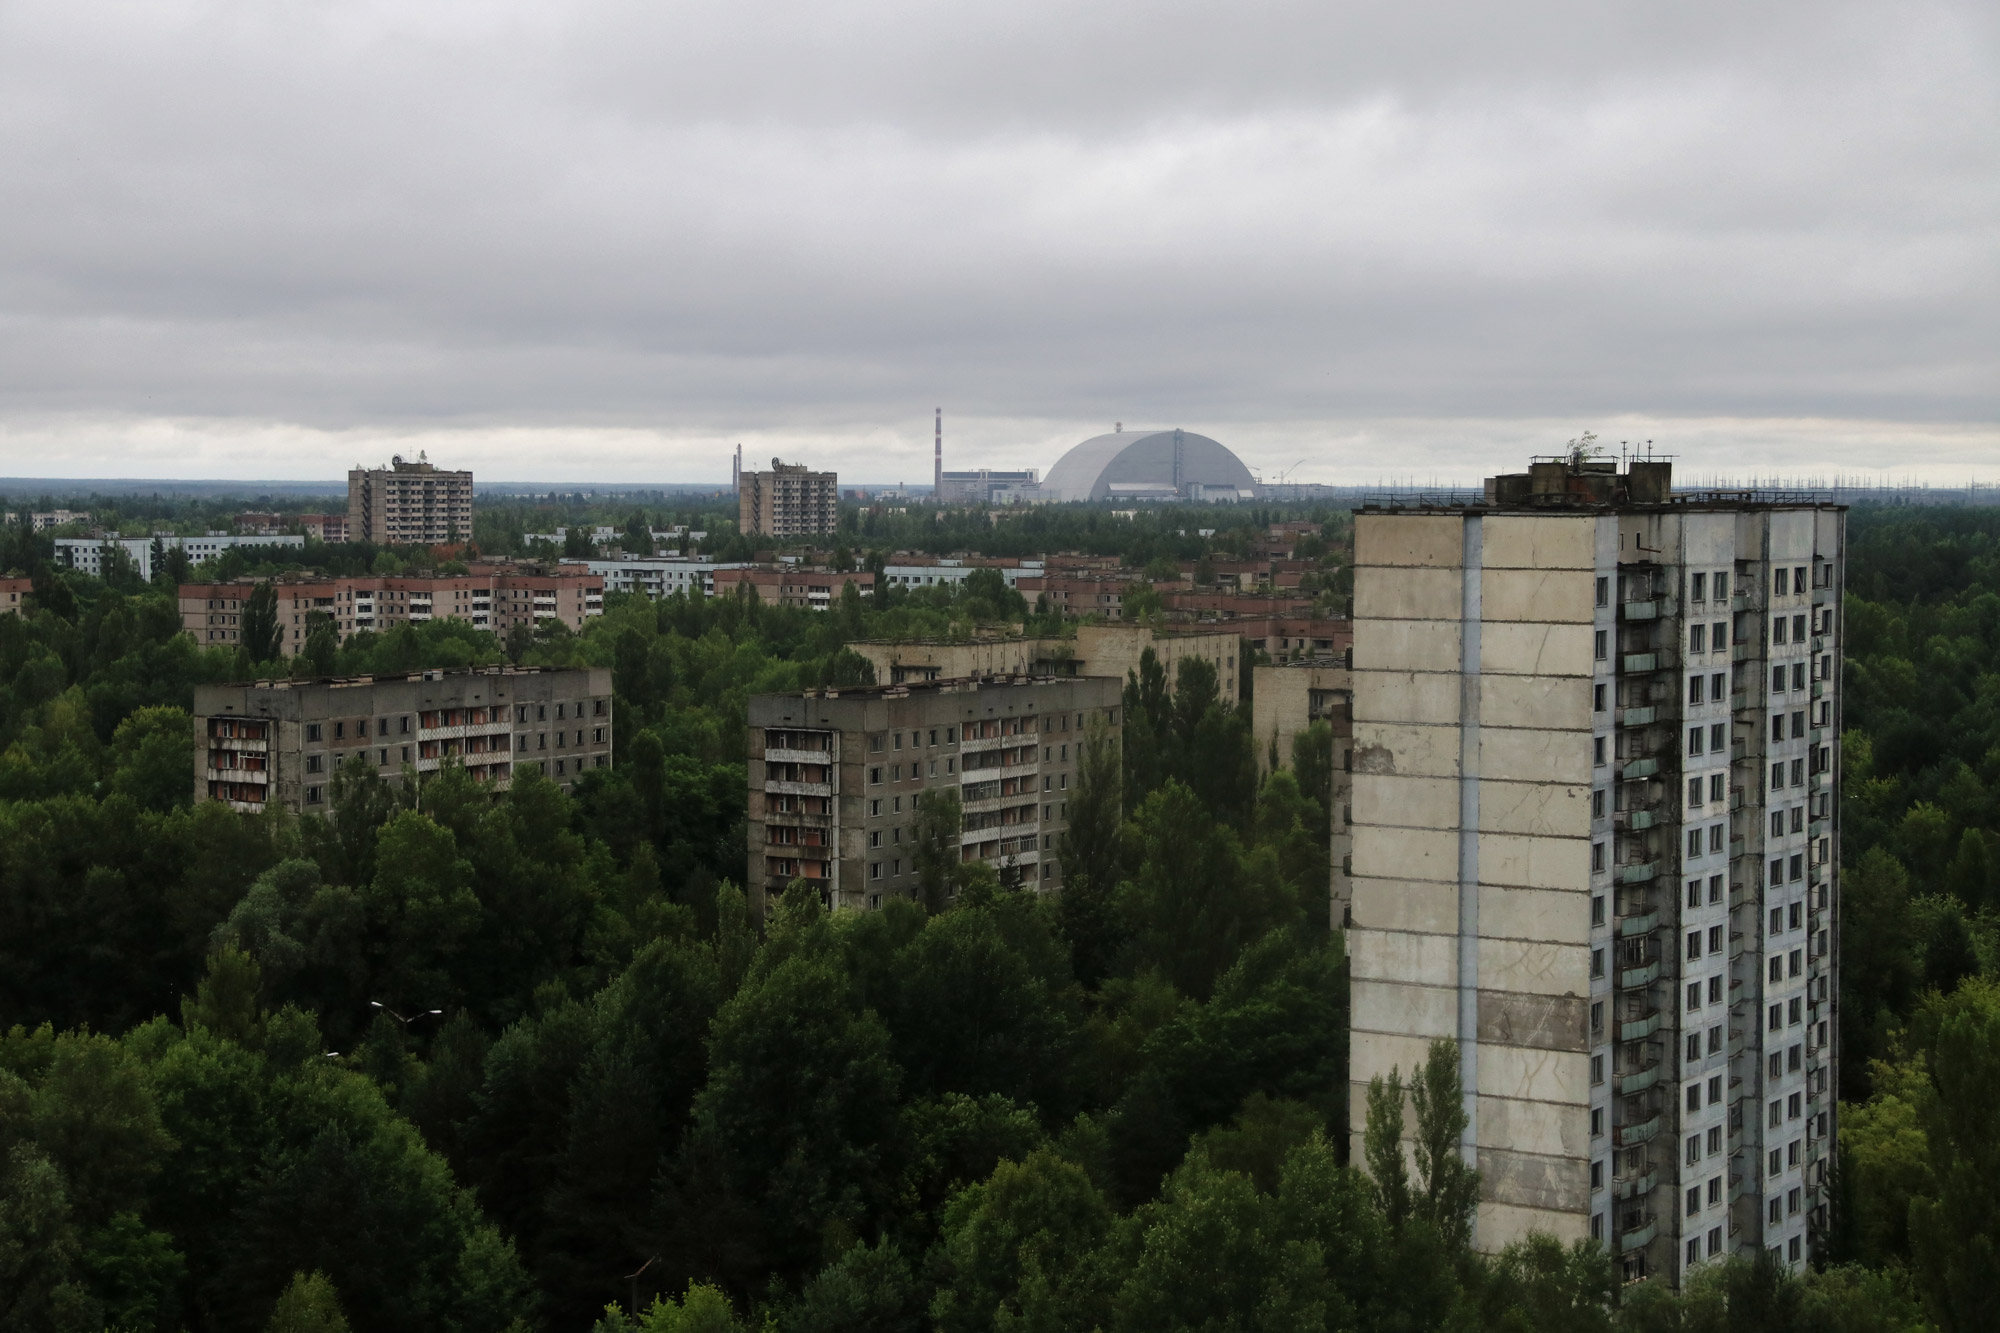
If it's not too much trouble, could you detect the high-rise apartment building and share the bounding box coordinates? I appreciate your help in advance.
[348,455,474,546]
[1346,457,1841,1284]
[194,665,612,813]
[739,458,838,538]
[745,675,1120,913]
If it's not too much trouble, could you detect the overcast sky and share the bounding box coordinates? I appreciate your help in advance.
[0,0,1994,484]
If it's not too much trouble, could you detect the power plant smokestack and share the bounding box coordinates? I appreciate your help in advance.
[732,443,741,492]
[934,408,942,497]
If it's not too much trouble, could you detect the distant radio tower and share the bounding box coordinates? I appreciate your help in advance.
[934,408,943,496]
[732,443,741,492]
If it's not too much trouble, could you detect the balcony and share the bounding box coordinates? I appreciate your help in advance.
[1619,961,1662,990]
[1619,861,1659,885]
[1621,757,1660,781]
[1619,705,1659,726]
[765,746,833,766]
[1618,810,1657,831]
[1620,1219,1658,1253]
[1618,910,1660,937]
[1615,1117,1660,1147]
[1621,653,1660,673]
[1616,1066,1661,1096]
[1732,594,1753,613]
[1620,1011,1663,1042]
[1622,600,1669,621]
[1613,1170,1657,1200]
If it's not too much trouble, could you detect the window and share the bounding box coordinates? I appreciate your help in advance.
[305,785,323,805]
[1770,956,1783,983]
[1788,901,1802,930]
[1596,576,1609,606]
[1594,683,1607,712]
[1686,1084,1701,1112]
[1594,737,1606,766]
[1593,789,1605,819]
[1772,714,1786,743]
[1772,616,1787,645]
[1713,622,1728,648]
[1789,997,1803,1025]
[1771,763,1785,790]
[1592,842,1605,872]
[1688,829,1702,858]
[1592,1054,1604,1085]
[869,767,881,784]
[1594,630,1607,661]
[1710,722,1726,751]
[1789,947,1803,976]
[306,723,323,742]
[870,862,881,880]
[1592,895,1605,925]
[1709,824,1724,854]
[1710,873,1724,903]
[1709,1024,1723,1054]
[1686,1033,1702,1061]
[1687,930,1702,960]
[1769,1004,1783,1031]
[1591,1159,1604,1190]
[1690,624,1707,653]
[1686,1135,1701,1166]
[1591,1001,1603,1035]
[1772,665,1786,693]
[1689,675,1704,705]
[1794,567,1807,594]
[1707,975,1722,1004]
[1792,662,1806,691]
[1691,572,1707,602]
[1716,572,1730,600]
[1592,949,1604,979]
[305,754,324,774]
[1591,1107,1603,1137]
[1710,773,1725,803]
[1708,925,1723,952]
[1772,810,1785,838]
[1774,568,1788,595]
[1688,726,1704,756]
[401,716,412,733]
[1789,854,1804,882]
[1687,982,1701,1010]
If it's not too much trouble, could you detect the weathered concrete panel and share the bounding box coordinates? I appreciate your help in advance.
[1352,773,1458,831]
[1479,622,1594,677]
[1351,877,1458,935]
[1476,936,1588,997]
[1481,569,1596,624]
[1357,513,1464,569]
[1475,1042,1590,1103]
[1353,824,1460,883]
[1475,1092,1591,1159]
[1353,978,1457,1039]
[1478,1199,1590,1251]
[1482,514,1597,571]
[1479,674,1592,731]
[1479,779,1589,838]
[1480,1145,1591,1213]
[1354,566,1462,621]
[1478,727,1592,785]
[1479,885,1590,948]
[1352,1029,1447,1086]
[1351,721,1462,780]
[1354,619,1463,673]
[1477,988,1589,1051]
[1350,926,1459,987]
[1477,831,1589,892]
[1353,670,1461,726]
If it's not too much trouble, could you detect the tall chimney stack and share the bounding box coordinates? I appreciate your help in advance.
[934,408,942,497]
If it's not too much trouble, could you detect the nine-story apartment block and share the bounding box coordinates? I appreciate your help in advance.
[738,458,838,538]
[1346,456,1840,1286]
[745,675,1121,914]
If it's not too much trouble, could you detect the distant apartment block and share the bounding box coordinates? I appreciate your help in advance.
[711,566,873,610]
[880,556,1042,591]
[572,556,748,600]
[1253,657,1355,926]
[739,459,838,538]
[850,622,1242,699]
[180,566,603,653]
[1346,456,1842,1283]
[30,510,89,533]
[194,666,611,812]
[58,534,306,581]
[746,674,1121,912]
[349,455,474,545]
[0,577,29,615]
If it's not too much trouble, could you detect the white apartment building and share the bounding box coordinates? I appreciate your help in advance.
[58,534,306,581]
[571,556,749,599]
[1347,457,1840,1285]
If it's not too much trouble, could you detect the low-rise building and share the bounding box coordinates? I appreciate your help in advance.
[31,510,89,533]
[880,556,1043,591]
[746,674,1122,912]
[571,556,749,599]
[0,577,29,615]
[850,622,1242,699]
[299,514,350,543]
[180,565,603,653]
[711,566,873,610]
[58,534,308,581]
[194,665,612,813]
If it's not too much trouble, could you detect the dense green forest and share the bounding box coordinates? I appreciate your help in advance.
[0,504,1995,1331]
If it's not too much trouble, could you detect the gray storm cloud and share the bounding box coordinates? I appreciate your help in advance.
[0,0,1993,480]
